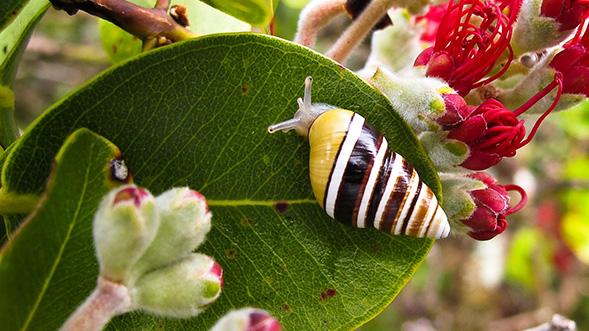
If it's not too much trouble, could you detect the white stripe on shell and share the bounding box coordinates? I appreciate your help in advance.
[325,114,365,218]
[393,170,420,235]
[373,153,404,230]
[433,207,450,239]
[356,138,388,228]
[418,195,438,237]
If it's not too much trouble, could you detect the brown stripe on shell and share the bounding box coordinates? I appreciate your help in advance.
[351,134,384,227]
[400,179,423,236]
[380,157,413,234]
[408,188,433,236]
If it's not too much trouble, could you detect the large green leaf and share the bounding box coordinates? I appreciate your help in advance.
[0,129,123,331]
[2,34,440,330]
[0,0,48,86]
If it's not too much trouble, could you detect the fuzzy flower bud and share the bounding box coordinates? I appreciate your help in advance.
[211,308,282,331]
[131,254,223,317]
[94,185,159,283]
[131,187,212,279]
[511,0,589,54]
[414,0,522,95]
[462,172,527,240]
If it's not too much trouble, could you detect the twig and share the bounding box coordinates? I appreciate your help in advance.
[294,0,346,48]
[326,0,394,63]
[50,0,196,45]
[60,277,131,331]
[523,314,577,331]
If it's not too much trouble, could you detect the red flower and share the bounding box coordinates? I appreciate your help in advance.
[415,4,447,42]
[446,74,563,170]
[541,0,589,31]
[414,0,523,96]
[550,27,589,96]
[463,172,527,240]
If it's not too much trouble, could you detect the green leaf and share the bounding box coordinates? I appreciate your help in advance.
[201,0,274,26]
[0,128,124,331]
[0,0,48,86]
[0,0,27,31]
[2,34,440,330]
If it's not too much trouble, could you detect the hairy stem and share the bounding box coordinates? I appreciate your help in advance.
[327,0,394,63]
[0,86,19,149]
[50,0,196,43]
[295,0,346,48]
[60,278,132,331]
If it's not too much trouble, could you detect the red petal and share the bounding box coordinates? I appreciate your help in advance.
[550,44,586,73]
[447,114,487,144]
[438,93,471,126]
[426,51,455,80]
[541,0,565,19]
[461,149,502,170]
[414,47,434,66]
[472,187,510,213]
[562,65,589,95]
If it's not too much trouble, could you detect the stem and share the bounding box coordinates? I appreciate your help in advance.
[327,0,394,63]
[0,190,40,215]
[154,0,169,10]
[50,0,196,43]
[60,278,132,331]
[294,0,346,48]
[0,86,19,149]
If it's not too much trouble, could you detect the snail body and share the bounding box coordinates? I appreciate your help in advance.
[268,77,450,239]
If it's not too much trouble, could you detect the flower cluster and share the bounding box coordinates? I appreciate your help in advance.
[358,0,589,240]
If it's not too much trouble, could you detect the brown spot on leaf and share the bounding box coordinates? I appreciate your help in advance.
[319,288,337,301]
[111,44,118,54]
[240,217,252,226]
[281,304,291,312]
[275,201,288,213]
[240,83,249,94]
[2,46,7,54]
[225,249,237,259]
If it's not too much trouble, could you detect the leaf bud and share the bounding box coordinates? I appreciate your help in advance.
[210,308,282,331]
[131,254,223,317]
[131,187,212,279]
[94,185,159,283]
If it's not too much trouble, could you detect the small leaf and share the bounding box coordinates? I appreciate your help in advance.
[3,34,440,330]
[200,0,274,26]
[0,128,124,330]
[0,0,49,86]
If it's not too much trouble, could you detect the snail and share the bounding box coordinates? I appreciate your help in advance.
[268,77,450,239]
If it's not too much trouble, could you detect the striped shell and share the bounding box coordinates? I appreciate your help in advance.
[268,77,450,239]
[309,109,450,239]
